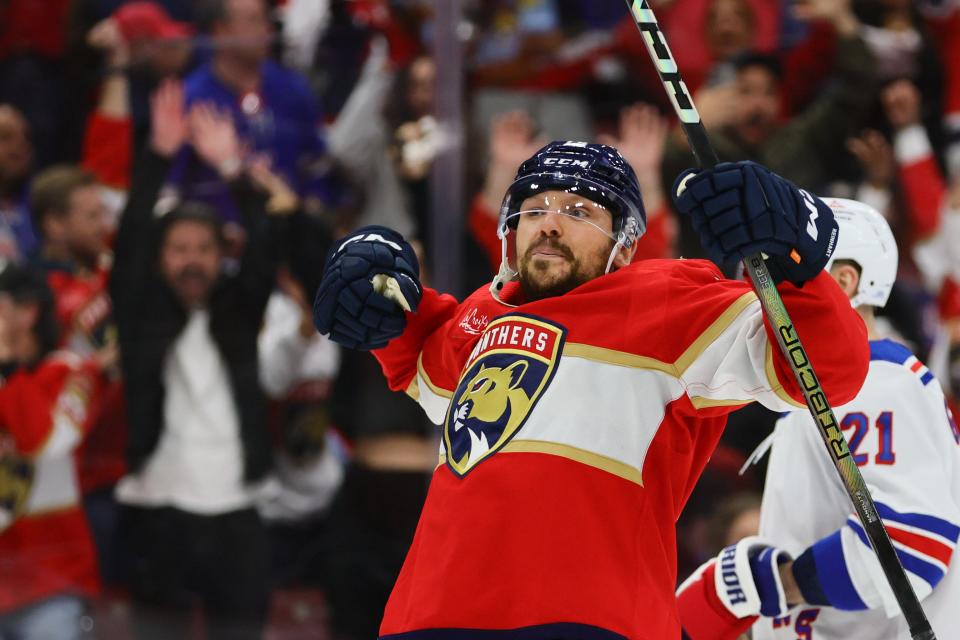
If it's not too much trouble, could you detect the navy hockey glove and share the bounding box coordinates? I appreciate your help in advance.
[313,226,422,350]
[672,161,838,286]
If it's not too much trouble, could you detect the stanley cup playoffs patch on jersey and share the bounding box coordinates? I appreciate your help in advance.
[443,314,566,476]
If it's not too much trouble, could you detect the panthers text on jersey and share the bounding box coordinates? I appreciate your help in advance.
[754,340,960,640]
[372,258,869,640]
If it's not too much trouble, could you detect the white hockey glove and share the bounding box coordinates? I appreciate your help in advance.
[677,536,794,640]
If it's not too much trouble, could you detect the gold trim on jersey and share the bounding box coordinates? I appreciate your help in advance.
[673,291,758,374]
[500,439,644,486]
[563,290,758,380]
[562,291,808,410]
[563,343,675,375]
[417,352,454,399]
[405,377,421,401]
[689,396,752,410]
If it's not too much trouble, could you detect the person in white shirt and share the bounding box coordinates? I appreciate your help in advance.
[111,79,297,640]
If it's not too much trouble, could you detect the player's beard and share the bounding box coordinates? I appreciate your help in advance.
[518,237,613,302]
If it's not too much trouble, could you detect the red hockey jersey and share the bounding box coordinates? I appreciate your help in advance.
[0,353,101,613]
[45,261,113,355]
[45,261,127,492]
[373,259,869,640]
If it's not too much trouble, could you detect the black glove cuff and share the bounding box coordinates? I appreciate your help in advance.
[792,546,832,606]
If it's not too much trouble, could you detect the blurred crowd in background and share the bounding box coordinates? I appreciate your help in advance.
[0,0,958,638]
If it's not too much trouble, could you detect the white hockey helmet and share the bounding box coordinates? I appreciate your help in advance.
[822,198,898,309]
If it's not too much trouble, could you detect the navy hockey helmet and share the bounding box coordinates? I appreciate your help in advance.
[491,141,647,301]
[500,140,647,238]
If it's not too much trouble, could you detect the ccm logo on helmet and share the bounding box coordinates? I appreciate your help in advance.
[543,158,590,169]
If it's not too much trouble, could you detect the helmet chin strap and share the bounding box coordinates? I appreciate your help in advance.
[604,232,629,274]
[490,223,519,306]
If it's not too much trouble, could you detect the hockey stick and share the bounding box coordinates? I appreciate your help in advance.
[621,2,936,638]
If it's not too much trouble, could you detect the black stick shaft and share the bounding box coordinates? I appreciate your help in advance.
[622,1,935,638]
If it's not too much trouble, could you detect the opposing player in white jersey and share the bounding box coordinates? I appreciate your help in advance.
[677,198,960,640]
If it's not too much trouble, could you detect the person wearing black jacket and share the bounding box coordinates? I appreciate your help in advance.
[111,79,286,640]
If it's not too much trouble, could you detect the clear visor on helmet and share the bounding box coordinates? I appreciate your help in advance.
[490,188,629,305]
[502,207,618,243]
[499,190,618,242]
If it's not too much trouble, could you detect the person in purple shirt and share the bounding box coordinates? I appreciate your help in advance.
[0,105,38,262]
[168,0,340,223]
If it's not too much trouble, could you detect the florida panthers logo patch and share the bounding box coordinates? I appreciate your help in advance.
[443,314,566,476]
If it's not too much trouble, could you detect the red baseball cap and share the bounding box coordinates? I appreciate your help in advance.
[114,1,194,42]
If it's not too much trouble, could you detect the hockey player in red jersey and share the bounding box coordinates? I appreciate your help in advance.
[0,263,107,639]
[313,142,869,639]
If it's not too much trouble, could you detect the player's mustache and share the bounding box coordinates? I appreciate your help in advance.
[523,239,574,261]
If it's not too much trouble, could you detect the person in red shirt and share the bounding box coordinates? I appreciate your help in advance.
[28,165,112,355]
[0,263,110,640]
[28,165,127,588]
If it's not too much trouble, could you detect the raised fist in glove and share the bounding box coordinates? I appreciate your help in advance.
[677,536,794,640]
[672,161,838,286]
[313,226,422,350]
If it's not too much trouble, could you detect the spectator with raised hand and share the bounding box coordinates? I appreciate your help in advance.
[919,2,960,180]
[169,0,343,222]
[111,79,288,640]
[842,115,933,374]
[598,103,675,260]
[662,0,878,260]
[82,11,134,193]
[80,2,197,190]
[323,38,415,242]
[853,0,945,130]
[0,263,107,640]
[846,129,897,221]
[83,7,134,191]
[472,105,677,274]
[882,79,948,241]
[890,78,960,379]
[109,1,195,79]
[468,110,547,272]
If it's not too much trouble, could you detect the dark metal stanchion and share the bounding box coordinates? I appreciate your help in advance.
[429,0,465,297]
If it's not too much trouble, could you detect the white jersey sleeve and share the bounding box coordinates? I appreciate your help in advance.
[756,340,960,640]
[680,293,810,413]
